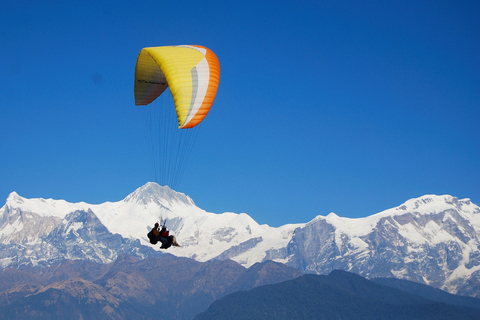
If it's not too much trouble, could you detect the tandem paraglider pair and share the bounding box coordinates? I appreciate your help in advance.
[135,44,219,248]
[147,222,181,249]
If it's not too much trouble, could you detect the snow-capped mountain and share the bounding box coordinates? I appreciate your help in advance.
[0,202,162,268]
[1,182,479,298]
[283,195,480,297]
[0,183,300,268]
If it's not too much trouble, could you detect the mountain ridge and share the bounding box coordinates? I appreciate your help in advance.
[0,255,303,320]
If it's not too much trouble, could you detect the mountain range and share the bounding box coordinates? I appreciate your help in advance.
[1,182,479,298]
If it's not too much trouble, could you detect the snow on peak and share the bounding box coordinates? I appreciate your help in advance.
[396,195,450,211]
[6,192,24,205]
[304,195,480,239]
[326,212,339,219]
[123,182,195,207]
[387,194,479,222]
[3,192,88,219]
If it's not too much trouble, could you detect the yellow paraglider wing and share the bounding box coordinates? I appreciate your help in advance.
[134,45,220,128]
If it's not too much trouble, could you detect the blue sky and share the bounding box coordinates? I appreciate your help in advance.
[1,0,479,226]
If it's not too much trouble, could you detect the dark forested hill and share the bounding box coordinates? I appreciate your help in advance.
[195,270,480,320]
[373,276,480,310]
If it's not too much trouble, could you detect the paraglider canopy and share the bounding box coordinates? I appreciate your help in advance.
[134,45,220,128]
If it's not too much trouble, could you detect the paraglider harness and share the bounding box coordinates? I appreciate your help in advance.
[147,219,174,249]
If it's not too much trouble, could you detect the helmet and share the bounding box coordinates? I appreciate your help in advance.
[155,223,159,228]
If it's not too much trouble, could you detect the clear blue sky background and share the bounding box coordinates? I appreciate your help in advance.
[1,0,479,226]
